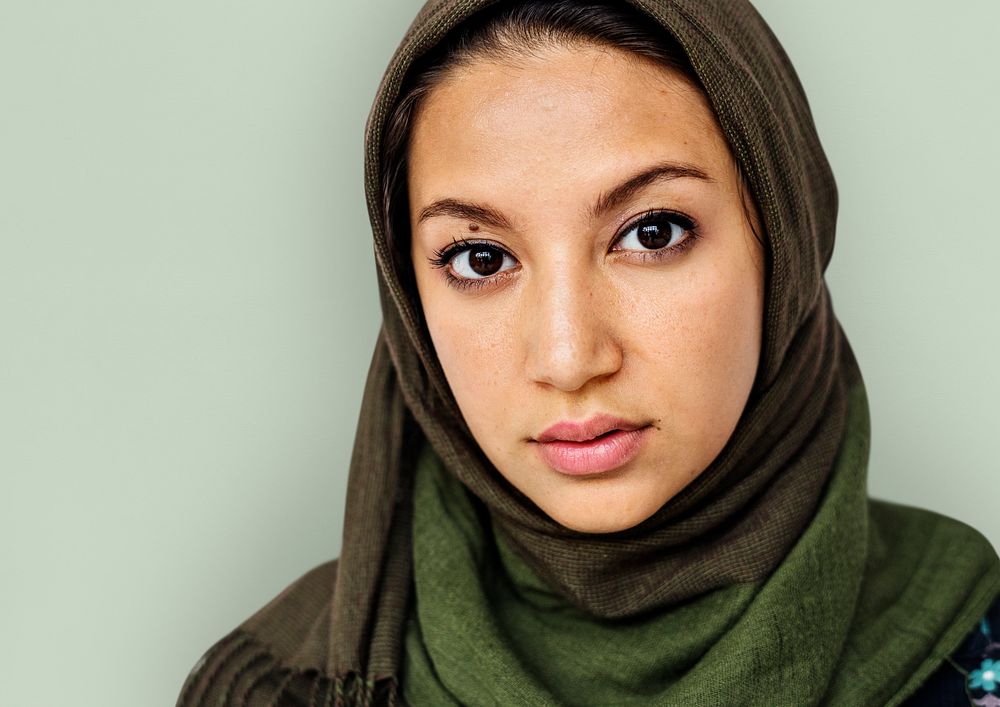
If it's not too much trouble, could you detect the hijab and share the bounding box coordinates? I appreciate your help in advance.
[176,1,1000,705]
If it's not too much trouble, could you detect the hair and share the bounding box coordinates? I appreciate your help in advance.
[380,0,764,297]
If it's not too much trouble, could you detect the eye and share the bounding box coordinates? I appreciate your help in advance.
[429,240,519,289]
[613,211,695,253]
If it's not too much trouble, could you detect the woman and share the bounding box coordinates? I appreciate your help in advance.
[177,1,1000,705]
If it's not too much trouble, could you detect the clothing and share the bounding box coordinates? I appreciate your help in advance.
[904,598,1000,706]
[399,389,998,705]
[175,577,1000,706]
[176,0,1000,705]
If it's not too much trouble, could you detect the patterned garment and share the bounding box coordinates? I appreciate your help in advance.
[905,597,1000,705]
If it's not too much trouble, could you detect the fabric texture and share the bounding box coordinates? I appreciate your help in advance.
[401,382,999,706]
[176,1,1000,705]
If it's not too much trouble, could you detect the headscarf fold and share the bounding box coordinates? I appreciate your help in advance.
[176,1,1000,705]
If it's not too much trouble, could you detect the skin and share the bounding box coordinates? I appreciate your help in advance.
[407,43,765,534]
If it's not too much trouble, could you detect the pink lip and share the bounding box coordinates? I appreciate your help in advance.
[533,415,651,476]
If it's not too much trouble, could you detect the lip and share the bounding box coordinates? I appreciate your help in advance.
[533,414,651,476]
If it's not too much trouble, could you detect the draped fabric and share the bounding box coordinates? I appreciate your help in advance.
[176,1,1000,705]
[401,383,999,705]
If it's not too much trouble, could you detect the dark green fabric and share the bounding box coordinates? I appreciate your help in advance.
[402,382,1000,706]
[175,1,1000,705]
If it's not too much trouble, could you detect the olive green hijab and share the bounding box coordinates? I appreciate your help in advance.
[176,1,1000,705]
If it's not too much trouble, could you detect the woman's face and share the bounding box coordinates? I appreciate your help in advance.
[408,43,765,533]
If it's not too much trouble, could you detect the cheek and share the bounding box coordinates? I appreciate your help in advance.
[620,244,763,442]
[422,293,521,453]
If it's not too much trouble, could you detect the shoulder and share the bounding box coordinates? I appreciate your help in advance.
[866,500,999,597]
[176,559,340,707]
[903,593,1000,705]
[866,500,1000,705]
[867,498,996,556]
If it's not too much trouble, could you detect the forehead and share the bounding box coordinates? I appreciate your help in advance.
[407,43,733,203]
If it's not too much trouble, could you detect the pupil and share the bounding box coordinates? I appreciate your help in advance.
[469,247,502,276]
[638,222,670,249]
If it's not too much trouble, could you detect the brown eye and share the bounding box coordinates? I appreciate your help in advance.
[638,222,671,249]
[616,212,693,252]
[468,247,504,276]
[450,243,516,280]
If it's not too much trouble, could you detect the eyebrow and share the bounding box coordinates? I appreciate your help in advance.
[416,161,713,230]
[589,162,713,220]
[417,199,513,230]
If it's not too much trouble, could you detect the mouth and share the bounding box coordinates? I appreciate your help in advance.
[534,414,647,444]
[532,415,652,476]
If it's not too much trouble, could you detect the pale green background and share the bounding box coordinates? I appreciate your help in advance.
[2,1,997,704]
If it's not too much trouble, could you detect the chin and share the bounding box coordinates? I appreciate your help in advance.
[541,494,661,534]
[512,456,685,534]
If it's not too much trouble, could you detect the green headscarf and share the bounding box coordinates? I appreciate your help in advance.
[176,1,1000,705]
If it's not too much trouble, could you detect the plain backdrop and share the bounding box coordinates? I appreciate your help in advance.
[2,1,997,704]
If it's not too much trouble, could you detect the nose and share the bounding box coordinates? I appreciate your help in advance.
[523,270,624,392]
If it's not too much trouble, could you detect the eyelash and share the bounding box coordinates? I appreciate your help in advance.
[427,209,701,292]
